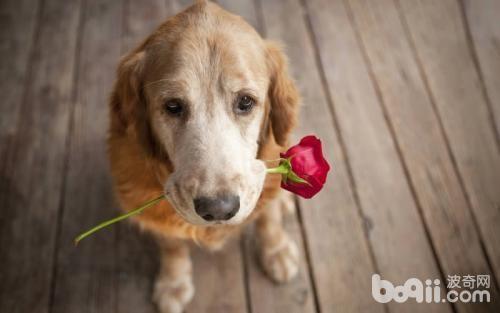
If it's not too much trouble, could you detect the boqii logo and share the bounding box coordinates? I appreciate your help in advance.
[372,274,491,303]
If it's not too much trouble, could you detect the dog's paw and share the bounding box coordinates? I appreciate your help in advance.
[153,275,194,313]
[260,234,300,283]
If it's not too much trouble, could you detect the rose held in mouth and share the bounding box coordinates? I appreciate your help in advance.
[75,134,331,243]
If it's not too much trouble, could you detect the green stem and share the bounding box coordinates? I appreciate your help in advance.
[266,166,288,174]
[74,159,300,245]
[263,158,287,163]
[74,195,164,245]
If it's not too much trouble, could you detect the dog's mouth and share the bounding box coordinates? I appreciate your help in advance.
[163,160,267,226]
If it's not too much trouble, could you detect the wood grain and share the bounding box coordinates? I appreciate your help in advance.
[49,0,123,312]
[187,239,248,313]
[0,0,82,312]
[1,1,499,312]
[398,0,500,283]
[257,0,386,312]
[340,0,500,311]
[303,0,452,312]
[169,0,196,13]
[217,0,261,33]
[122,0,169,54]
[462,0,500,140]
[0,0,40,163]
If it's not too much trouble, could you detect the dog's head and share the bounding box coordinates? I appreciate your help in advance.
[111,1,298,226]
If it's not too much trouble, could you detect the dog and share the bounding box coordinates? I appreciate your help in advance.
[108,1,300,312]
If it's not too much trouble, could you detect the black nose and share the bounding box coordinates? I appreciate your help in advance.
[193,195,240,221]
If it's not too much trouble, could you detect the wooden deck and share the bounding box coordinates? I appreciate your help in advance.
[1,0,499,312]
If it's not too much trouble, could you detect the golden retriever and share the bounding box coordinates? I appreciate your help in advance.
[108,1,299,312]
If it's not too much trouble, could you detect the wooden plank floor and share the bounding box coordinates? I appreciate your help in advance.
[0,0,499,312]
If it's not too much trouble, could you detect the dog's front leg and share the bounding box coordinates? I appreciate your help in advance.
[153,237,194,313]
[256,191,300,283]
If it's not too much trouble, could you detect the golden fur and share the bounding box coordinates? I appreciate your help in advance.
[107,1,299,312]
[108,2,298,248]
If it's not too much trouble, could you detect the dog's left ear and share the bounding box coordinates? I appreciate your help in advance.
[265,41,300,146]
[110,50,145,131]
[110,50,162,159]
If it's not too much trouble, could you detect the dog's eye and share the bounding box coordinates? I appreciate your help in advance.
[164,99,184,116]
[235,95,255,114]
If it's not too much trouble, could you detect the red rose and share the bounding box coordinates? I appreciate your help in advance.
[75,135,331,244]
[270,135,330,199]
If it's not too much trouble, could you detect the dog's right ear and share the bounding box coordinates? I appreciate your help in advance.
[265,41,299,147]
[110,51,145,132]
